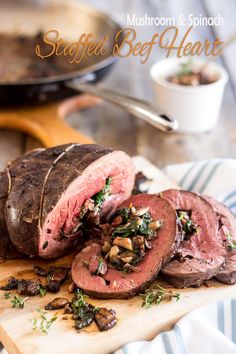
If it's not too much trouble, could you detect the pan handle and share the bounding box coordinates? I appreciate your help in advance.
[66,81,178,133]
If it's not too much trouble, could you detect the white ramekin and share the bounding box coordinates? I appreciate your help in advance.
[150,58,228,134]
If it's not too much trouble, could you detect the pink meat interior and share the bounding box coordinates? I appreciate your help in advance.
[161,189,226,259]
[204,195,236,242]
[39,151,135,258]
[71,195,177,295]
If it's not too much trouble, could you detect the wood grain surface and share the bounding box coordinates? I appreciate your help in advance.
[1,255,236,354]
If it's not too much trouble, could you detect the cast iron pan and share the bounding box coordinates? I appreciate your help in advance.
[0,0,121,106]
[0,0,177,139]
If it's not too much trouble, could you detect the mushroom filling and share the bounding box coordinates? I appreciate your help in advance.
[93,205,163,274]
[167,62,218,86]
[177,210,198,240]
[60,177,112,238]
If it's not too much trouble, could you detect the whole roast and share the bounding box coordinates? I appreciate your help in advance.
[1,144,135,259]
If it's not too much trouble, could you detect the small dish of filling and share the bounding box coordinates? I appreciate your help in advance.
[167,60,218,86]
[150,58,228,134]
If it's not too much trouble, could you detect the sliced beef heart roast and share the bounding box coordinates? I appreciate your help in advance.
[71,194,179,299]
[203,196,236,285]
[4,144,135,259]
[161,189,226,288]
[0,170,22,260]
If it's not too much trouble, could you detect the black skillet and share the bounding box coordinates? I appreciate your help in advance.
[0,0,177,147]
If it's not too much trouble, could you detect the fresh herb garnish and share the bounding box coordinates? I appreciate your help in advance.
[92,177,112,210]
[227,232,236,250]
[11,295,28,309]
[3,292,11,299]
[39,287,47,297]
[140,285,180,309]
[31,307,57,334]
[71,290,96,330]
[178,58,193,77]
[71,290,89,313]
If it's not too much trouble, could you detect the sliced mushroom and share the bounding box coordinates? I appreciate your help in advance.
[102,241,111,254]
[109,255,122,268]
[119,251,135,264]
[144,239,152,249]
[113,237,133,251]
[149,220,163,231]
[45,297,69,310]
[130,206,136,215]
[109,245,120,258]
[133,207,149,216]
[136,218,143,226]
[123,263,140,272]
[133,236,145,251]
[120,255,133,264]
[64,303,73,314]
[68,282,76,293]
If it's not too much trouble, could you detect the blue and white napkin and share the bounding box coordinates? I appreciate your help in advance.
[164,158,236,214]
[115,298,236,354]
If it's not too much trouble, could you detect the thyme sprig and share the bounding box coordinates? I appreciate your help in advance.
[11,295,28,309]
[71,290,89,313]
[71,290,96,330]
[140,285,180,309]
[31,307,57,334]
[39,287,47,298]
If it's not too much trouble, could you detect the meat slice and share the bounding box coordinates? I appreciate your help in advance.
[161,189,226,288]
[71,194,179,299]
[203,196,236,285]
[5,144,135,258]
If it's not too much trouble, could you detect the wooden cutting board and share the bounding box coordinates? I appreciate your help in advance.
[1,256,236,354]
[0,157,235,354]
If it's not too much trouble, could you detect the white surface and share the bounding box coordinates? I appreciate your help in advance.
[150,58,228,134]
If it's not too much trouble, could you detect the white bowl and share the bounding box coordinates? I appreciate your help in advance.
[150,58,228,134]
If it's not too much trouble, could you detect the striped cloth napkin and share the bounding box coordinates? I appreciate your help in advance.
[115,298,236,354]
[164,158,236,214]
[115,157,236,354]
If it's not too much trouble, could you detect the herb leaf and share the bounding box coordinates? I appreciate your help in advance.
[31,307,57,334]
[71,290,96,330]
[39,287,47,297]
[11,295,28,309]
[140,285,180,309]
[71,290,89,313]
[3,292,11,299]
